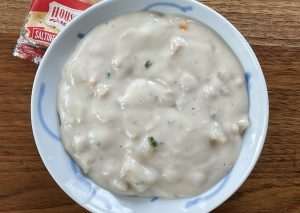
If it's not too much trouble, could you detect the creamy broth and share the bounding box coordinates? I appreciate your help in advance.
[57,12,249,198]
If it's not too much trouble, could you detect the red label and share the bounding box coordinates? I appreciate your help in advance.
[45,2,83,30]
[28,27,57,43]
[30,0,91,12]
[18,43,45,62]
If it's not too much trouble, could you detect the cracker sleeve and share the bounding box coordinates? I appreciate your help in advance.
[13,0,101,64]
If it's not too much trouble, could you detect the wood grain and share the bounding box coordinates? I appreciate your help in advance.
[0,0,299,212]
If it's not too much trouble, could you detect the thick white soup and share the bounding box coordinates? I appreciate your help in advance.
[57,12,249,198]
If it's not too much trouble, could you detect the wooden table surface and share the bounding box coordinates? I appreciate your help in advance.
[1,0,299,212]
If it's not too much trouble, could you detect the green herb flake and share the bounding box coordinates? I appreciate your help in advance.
[147,136,158,148]
[144,60,153,69]
[106,72,111,78]
[210,113,217,120]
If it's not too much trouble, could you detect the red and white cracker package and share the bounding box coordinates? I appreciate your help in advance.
[14,0,101,64]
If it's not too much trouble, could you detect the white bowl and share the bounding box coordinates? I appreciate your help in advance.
[31,0,269,212]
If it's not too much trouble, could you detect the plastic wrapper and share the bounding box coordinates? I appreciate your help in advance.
[13,0,101,64]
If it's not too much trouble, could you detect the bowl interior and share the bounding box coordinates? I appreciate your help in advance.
[31,0,269,212]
